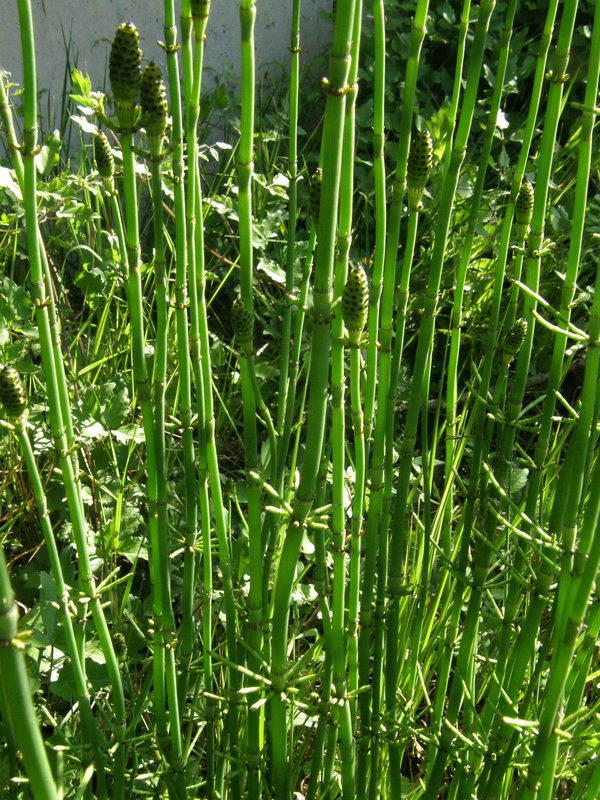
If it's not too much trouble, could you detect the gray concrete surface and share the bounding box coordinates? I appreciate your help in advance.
[1,1,332,122]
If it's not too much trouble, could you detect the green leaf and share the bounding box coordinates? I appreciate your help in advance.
[257,258,286,285]
[0,166,22,200]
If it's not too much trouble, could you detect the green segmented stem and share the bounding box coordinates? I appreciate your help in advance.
[177,0,200,708]
[140,56,186,785]
[119,122,174,755]
[430,2,573,796]
[352,3,384,787]
[139,63,177,760]
[2,78,116,800]
[520,269,600,799]
[484,21,579,787]
[276,0,303,443]
[357,0,430,790]
[1,64,87,528]
[443,3,560,793]
[517,12,600,792]
[15,7,127,796]
[236,3,264,796]
[326,3,362,794]
[0,546,59,800]
[442,0,472,173]
[378,144,430,789]
[360,0,385,449]
[433,9,518,792]
[170,0,238,793]
[381,4,495,798]
[0,370,107,794]
[111,18,185,783]
[177,5,215,786]
[269,2,357,797]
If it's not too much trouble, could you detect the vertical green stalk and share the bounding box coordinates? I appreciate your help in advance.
[172,1,240,792]
[110,26,183,796]
[435,7,518,791]
[173,1,202,710]
[17,5,126,793]
[525,0,599,627]
[441,2,560,791]
[354,6,386,770]
[3,77,109,796]
[431,5,578,793]
[519,49,600,786]
[0,74,83,496]
[357,2,429,785]
[122,120,175,757]
[276,223,318,491]
[478,4,588,793]
[444,0,516,554]
[442,0,472,172]
[385,3,496,795]
[0,546,59,800]
[326,4,362,795]
[269,2,356,796]
[142,64,191,750]
[382,4,496,798]
[496,0,577,500]
[484,2,579,781]
[276,0,302,436]
[361,0,385,447]
[0,371,106,795]
[179,7,213,781]
[378,129,434,791]
[236,2,264,796]
[268,226,318,634]
[518,449,600,799]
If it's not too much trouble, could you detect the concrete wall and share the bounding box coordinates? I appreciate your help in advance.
[1,1,332,118]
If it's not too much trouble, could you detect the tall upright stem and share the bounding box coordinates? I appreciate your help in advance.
[269,2,357,797]
[16,5,126,793]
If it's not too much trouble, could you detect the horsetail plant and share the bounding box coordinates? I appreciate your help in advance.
[357,1,430,787]
[109,22,142,131]
[108,22,187,793]
[515,177,534,233]
[276,0,303,443]
[94,130,115,189]
[450,2,561,789]
[0,366,107,793]
[427,5,578,796]
[0,544,59,800]
[14,4,127,796]
[406,127,433,212]
[342,260,369,345]
[269,2,358,796]
[323,4,363,793]
[389,3,496,796]
[503,317,528,361]
[176,2,219,786]
[3,1,599,797]
[435,12,518,762]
